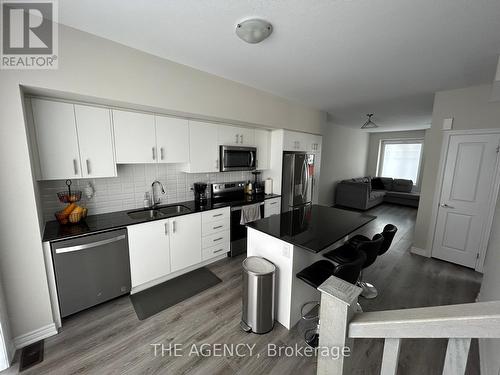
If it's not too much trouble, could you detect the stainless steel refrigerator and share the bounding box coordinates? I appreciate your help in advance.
[281,152,315,212]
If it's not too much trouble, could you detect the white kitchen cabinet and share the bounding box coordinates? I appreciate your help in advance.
[113,109,156,164]
[183,121,219,173]
[309,135,322,153]
[170,213,202,272]
[218,125,255,146]
[201,207,230,261]
[127,219,171,288]
[264,197,281,217]
[74,105,117,178]
[283,130,308,152]
[254,128,270,170]
[155,115,189,163]
[31,99,82,180]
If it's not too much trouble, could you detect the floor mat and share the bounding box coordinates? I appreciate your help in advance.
[130,267,222,320]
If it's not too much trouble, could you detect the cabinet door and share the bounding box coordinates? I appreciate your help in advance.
[170,213,202,272]
[113,110,156,164]
[155,116,189,163]
[238,127,255,145]
[218,125,254,145]
[254,129,270,170]
[187,121,219,172]
[264,198,281,217]
[283,130,300,151]
[127,219,171,288]
[31,99,82,180]
[75,105,117,178]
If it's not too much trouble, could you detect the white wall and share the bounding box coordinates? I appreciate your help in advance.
[318,124,369,206]
[414,84,500,253]
[0,24,324,343]
[478,194,500,375]
[366,130,426,178]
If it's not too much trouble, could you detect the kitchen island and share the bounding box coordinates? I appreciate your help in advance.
[246,204,375,329]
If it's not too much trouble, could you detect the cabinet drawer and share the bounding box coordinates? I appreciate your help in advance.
[202,207,230,223]
[202,242,229,261]
[202,218,230,237]
[202,230,230,249]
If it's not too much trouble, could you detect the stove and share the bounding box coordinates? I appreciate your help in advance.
[210,181,265,257]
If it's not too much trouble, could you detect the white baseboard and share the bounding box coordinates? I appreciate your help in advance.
[13,323,57,349]
[410,246,430,257]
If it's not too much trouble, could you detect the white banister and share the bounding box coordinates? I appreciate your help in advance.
[316,275,362,375]
[316,276,500,375]
[380,338,401,375]
[349,301,500,338]
[442,338,471,375]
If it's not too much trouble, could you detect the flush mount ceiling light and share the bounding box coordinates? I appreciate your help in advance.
[236,19,273,44]
[361,113,378,129]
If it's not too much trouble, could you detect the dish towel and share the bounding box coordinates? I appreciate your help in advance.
[240,203,262,225]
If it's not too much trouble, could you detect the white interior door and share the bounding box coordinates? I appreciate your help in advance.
[432,133,500,268]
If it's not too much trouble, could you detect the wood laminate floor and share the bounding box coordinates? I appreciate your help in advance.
[3,204,483,375]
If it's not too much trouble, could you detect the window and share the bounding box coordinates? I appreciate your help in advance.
[377,139,424,185]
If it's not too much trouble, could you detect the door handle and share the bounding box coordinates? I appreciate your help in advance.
[86,159,91,175]
[240,135,243,144]
[160,147,165,160]
[440,203,455,209]
[73,159,79,175]
[172,221,176,233]
[152,147,156,160]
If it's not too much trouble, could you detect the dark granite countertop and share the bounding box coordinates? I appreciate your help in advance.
[247,205,376,253]
[43,194,281,243]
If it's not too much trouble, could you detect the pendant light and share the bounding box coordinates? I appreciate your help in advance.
[361,114,378,129]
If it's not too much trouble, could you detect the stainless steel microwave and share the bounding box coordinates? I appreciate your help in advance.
[220,146,257,172]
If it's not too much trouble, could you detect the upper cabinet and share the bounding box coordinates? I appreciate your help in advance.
[183,121,219,173]
[74,105,117,178]
[283,130,322,153]
[31,99,116,180]
[218,125,255,146]
[254,128,270,170]
[113,110,156,164]
[155,115,189,164]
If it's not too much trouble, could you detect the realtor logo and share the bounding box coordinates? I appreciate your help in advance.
[1,0,58,69]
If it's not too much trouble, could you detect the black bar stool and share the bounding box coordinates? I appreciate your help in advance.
[324,233,384,299]
[296,252,366,347]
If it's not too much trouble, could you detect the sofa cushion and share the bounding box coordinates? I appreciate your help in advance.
[392,179,413,192]
[379,177,394,191]
[371,177,385,190]
[385,191,420,201]
[351,177,371,184]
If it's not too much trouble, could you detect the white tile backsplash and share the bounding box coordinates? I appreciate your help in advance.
[38,164,253,222]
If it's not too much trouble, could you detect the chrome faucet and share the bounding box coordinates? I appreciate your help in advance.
[151,180,166,207]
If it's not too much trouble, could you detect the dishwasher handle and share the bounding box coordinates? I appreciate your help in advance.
[55,235,126,254]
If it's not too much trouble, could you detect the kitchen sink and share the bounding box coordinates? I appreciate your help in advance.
[157,205,191,216]
[127,209,164,220]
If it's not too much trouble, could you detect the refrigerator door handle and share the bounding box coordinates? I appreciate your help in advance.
[303,159,309,201]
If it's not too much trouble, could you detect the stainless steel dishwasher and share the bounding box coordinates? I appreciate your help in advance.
[51,229,131,318]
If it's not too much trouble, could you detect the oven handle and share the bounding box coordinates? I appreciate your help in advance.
[230,202,264,212]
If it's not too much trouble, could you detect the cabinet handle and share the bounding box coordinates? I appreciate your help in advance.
[270,202,277,205]
[240,135,243,144]
[164,222,168,235]
[213,237,223,242]
[235,134,239,144]
[73,159,79,175]
[160,147,164,160]
[152,147,156,160]
[213,248,224,254]
[213,213,223,218]
[213,225,223,229]
[172,221,176,233]
[215,159,219,170]
[86,159,91,175]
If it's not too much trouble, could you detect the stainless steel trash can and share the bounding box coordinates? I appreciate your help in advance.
[240,256,276,334]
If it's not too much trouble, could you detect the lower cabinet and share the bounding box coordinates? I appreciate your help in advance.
[264,197,281,217]
[127,219,171,288]
[170,213,202,273]
[201,207,231,261]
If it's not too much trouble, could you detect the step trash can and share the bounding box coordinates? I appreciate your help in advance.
[240,256,276,334]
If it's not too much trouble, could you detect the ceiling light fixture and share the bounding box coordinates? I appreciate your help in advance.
[236,19,273,44]
[361,113,378,129]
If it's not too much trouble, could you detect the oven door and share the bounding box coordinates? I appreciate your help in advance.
[229,203,265,256]
[220,146,257,172]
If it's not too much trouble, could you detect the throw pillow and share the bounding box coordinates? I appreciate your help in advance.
[371,177,385,190]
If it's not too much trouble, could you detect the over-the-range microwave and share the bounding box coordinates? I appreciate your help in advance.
[219,145,257,172]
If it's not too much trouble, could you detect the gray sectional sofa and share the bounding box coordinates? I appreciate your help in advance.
[335,176,420,210]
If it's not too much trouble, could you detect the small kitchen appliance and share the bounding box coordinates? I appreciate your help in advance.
[193,182,208,204]
[251,171,264,195]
